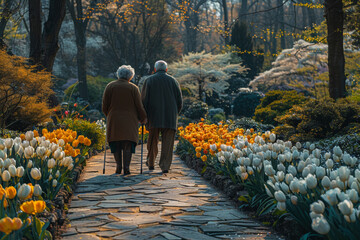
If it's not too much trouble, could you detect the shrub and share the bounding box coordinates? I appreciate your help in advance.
[254,90,309,125]
[184,101,208,120]
[228,117,274,132]
[64,75,112,111]
[206,91,231,115]
[62,118,105,151]
[275,98,360,141]
[0,50,53,132]
[233,90,262,118]
[181,87,192,97]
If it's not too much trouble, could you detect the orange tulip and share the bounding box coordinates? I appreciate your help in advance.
[5,187,16,199]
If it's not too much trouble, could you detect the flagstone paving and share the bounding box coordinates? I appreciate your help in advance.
[62,144,284,240]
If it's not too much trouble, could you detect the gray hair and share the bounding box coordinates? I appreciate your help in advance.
[154,60,168,71]
[116,65,135,80]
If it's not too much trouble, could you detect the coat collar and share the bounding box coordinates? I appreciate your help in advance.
[118,78,129,82]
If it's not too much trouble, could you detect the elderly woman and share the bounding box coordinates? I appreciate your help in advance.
[102,65,147,175]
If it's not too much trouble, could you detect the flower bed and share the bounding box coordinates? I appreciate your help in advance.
[0,126,102,239]
[176,120,360,239]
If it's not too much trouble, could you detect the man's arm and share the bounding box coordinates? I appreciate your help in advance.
[141,78,149,111]
[174,79,183,114]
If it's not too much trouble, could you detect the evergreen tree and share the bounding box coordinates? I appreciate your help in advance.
[230,21,264,79]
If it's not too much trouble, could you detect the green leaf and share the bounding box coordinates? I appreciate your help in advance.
[200,165,207,174]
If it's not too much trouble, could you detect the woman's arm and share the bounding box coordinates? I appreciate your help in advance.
[102,85,110,116]
[134,87,147,123]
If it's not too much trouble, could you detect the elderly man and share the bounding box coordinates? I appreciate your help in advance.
[141,60,183,174]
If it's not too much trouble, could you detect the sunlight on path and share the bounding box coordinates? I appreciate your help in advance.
[61,144,284,240]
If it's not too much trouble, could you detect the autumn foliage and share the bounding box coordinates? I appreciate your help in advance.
[0,50,53,131]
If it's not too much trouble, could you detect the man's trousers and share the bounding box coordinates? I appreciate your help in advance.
[146,128,176,171]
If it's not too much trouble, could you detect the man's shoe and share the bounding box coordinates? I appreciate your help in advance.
[162,170,169,174]
[149,166,154,170]
[124,170,131,175]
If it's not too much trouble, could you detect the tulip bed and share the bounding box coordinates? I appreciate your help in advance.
[177,120,360,239]
[0,128,95,239]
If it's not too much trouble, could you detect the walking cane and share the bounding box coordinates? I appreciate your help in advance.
[140,124,144,174]
[103,125,106,174]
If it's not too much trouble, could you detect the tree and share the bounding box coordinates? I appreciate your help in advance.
[28,0,67,72]
[324,0,346,99]
[0,0,23,49]
[230,20,264,79]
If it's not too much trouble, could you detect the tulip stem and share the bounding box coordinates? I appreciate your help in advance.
[0,234,9,240]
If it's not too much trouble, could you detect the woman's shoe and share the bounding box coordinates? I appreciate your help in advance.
[124,170,131,175]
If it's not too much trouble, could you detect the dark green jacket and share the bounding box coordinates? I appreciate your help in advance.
[141,70,183,130]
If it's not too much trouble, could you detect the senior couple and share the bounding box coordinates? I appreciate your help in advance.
[102,61,183,175]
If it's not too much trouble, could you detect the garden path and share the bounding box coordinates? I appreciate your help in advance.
[61,144,283,240]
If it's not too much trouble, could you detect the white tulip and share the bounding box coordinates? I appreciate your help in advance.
[310,212,322,219]
[310,144,315,151]
[240,172,248,180]
[291,195,297,205]
[1,170,11,181]
[312,217,330,235]
[280,182,289,193]
[277,201,286,211]
[344,210,357,223]
[351,181,359,192]
[333,146,342,156]
[27,160,33,168]
[292,150,299,160]
[24,146,34,158]
[348,189,358,204]
[55,170,60,178]
[298,180,307,195]
[276,171,285,182]
[33,184,42,197]
[252,157,261,167]
[36,147,46,157]
[336,177,346,190]
[269,133,276,143]
[315,167,325,180]
[274,190,286,202]
[13,143,20,154]
[297,161,305,172]
[246,166,254,175]
[310,200,325,214]
[243,157,251,166]
[277,163,285,172]
[17,184,31,200]
[0,139,5,150]
[3,158,11,168]
[325,159,334,169]
[265,185,273,197]
[16,166,24,178]
[285,174,293,185]
[330,170,337,180]
[30,168,42,180]
[264,165,275,177]
[338,166,350,182]
[330,180,338,189]
[321,176,331,190]
[338,200,353,216]
[25,131,34,141]
[30,139,37,147]
[324,152,331,160]
[302,167,310,178]
[306,174,317,189]
[52,179,58,187]
[8,164,16,177]
[278,154,285,163]
[284,152,292,163]
[4,138,13,149]
[287,165,297,176]
[290,179,300,193]
[47,158,56,169]
[295,142,302,149]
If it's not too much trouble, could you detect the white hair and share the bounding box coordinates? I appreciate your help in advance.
[154,60,168,71]
[116,65,135,80]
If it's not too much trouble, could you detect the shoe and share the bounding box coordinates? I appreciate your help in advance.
[115,168,122,174]
[124,170,131,175]
[162,170,169,174]
[146,161,154,170]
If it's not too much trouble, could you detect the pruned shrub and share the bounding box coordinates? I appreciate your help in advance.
[254,90,309,125]
[233,90,262,118]
[184,101,208,120]
[275,98,360,141]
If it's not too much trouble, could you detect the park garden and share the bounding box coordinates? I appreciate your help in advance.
[0,0,360,239]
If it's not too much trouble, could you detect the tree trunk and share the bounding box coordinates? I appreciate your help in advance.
[278,0,286,49]
[0,0,15,49]
[240,0,248,22]
[222,0,229,45]
[29,0,42,64]
[76,35,88,100]
[325,0,346,99]
[41,0,66,72]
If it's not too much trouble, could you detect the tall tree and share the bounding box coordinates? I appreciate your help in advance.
[325,0,345,99]
[28,0,66,72]
[221,0,229,45]
[66,0,105,101]
[0,0,22,49]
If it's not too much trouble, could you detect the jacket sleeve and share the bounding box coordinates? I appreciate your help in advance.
[174,79,183,114]
[141,78,149,112]
[134,87,147,122]
[102,84,110,117]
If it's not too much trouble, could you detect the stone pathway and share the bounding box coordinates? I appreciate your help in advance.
[61,144,284,240]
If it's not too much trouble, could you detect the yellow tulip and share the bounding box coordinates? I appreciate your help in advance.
[5,187,16,199]
[0,217,13,235]
[20,200,46,215]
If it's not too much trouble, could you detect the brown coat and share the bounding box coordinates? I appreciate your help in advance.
[102,79,147,144]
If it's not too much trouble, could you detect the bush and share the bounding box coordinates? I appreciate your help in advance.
[228,117,274,132]
[64,75,113,111]
[181,87,192,97]
[254,90,309,125]
[233,90,262,118]
[0,50,53,132]
[275,98,360,141]
[184,101,208,120]
[62,118,105,150]
[206,91,231,115]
